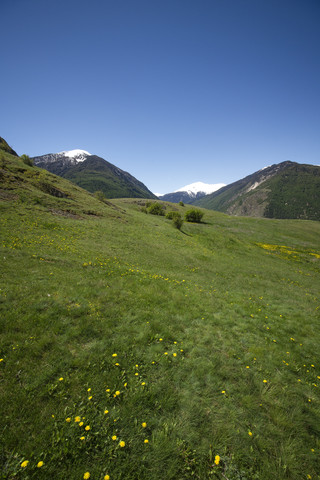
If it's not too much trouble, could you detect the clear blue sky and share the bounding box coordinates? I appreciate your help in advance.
[2,0,320,194]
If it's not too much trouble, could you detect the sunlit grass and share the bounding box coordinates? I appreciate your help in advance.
[0,193,319,479]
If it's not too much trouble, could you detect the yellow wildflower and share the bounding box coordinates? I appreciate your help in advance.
[112,435,117,441]
[112,353,117,357]
[66,417,71,422]
[37,461,44,468]
[142,422,147,428]
[104,410,109,414]
[119,440,125,447]
[214,455,220,465]
[59,377,64,381]
[263,379,268,383]
[144,439,149,443]
[75,416,81,422]
[173,353,177,357]
[115,390,120,396]
[80,436,85,441]
[83,472,90,479]
[21,460,29,468]
[88,396,93,400]
[85,425,90,431]
[104,475,110,480]
[79,421,84,426]
[248,431,253,436]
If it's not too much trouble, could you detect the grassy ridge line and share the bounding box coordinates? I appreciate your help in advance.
[1,163,320,478]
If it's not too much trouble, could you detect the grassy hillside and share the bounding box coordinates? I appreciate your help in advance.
[1,152,320,480]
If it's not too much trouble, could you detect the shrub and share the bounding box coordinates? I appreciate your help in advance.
[94,190,106,202]
[173,215,183,230]
[148,202,166,216]
[166,211,180,220]
[21,154,33,166]
[185,209,204,223]
[179,201,184,207]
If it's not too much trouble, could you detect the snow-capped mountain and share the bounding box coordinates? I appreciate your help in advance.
[33,149,91,166]
[31,150,156,200]
[174,181,226,196]
[158,181,226,204]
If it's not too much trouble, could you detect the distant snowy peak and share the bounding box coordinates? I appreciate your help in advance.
[33,149,92,166]
[175,181,226,197]
[58,149,91,162]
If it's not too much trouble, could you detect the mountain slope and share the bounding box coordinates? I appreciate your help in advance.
[0,136,18,156]
[32,150,156,199]
[195,161,320,220]
[159,181,225,204]
[0,148,124,218]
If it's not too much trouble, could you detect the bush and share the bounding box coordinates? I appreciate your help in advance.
[148,202,166,216]
[94,190,106,202]
[185,209,204,223]
[166,211,180,220]
[173,215,183,230]
[21,154,33,166]
[179,201,184,207]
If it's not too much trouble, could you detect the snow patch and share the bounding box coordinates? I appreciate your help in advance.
[174,181,226,196]
[59,149,91,162]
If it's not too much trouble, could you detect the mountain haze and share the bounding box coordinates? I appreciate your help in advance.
[195,161,320,220]
[32,150,156,200]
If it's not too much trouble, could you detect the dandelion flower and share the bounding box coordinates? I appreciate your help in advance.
[112,353,117,357]
[87,388,91,392]
[142,422,147,428]
[59,377,64,381]
[88,396,93,400]
[37,461,44,468]
[214,455,220,465]
[66,417,71,422]
[141,382,146,386]
[75,416,81,422]
[21,460,29,468]
[79,421,84,426]
[104,475,110,480]
[115,390,120,396]
[246,366,250,369]
[164,352,168,355]
[159,338,163,342]
[144,439,149,443]
[221,390,226,394]
[85,425,91,431]
[135,373,139,376]
[104,410,109,414]
[80,436,85,441]
[263,379,268,383]
[112,435,117,441]
[83,472,90,479]
[0,358,3,362]
[173,353,177,357]
[248,431,253,436]
[119,440,125,447]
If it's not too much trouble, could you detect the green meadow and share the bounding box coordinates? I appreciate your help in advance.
[0,157,320,479]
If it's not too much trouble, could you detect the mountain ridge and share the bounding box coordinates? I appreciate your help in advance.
[32,150,156,200]
[195,161,320,220]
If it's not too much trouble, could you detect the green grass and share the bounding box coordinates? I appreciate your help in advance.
[1,154,320,479]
